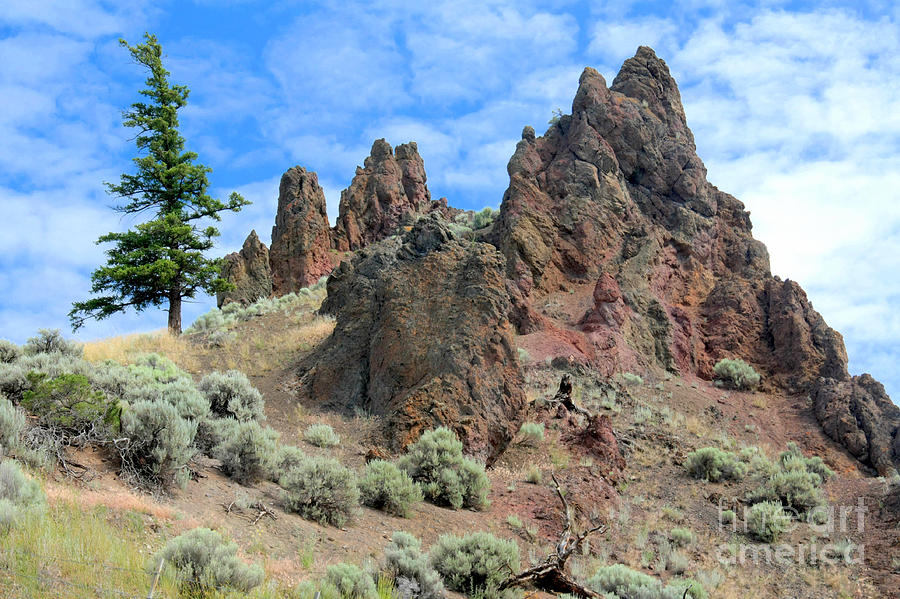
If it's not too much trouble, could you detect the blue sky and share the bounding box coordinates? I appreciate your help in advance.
[1,1,898,401]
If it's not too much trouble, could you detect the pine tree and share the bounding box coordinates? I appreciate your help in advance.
[70,33,248,335]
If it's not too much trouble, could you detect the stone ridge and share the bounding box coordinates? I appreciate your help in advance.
[490,46,898,475]
[221,46,897,476]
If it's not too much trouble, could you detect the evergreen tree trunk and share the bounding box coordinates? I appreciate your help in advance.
[168,290,182,336]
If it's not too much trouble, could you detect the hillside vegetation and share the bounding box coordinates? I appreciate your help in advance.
[1,286,897,598]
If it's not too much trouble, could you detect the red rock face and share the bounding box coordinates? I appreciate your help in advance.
[332,139,432,251]
[269,167,336,294]
[490,46,898,474]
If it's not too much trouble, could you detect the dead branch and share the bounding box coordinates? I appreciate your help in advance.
[499,473,606,597]
[223,500,277,525]
[251,502,277,524]
[541,374,591,418]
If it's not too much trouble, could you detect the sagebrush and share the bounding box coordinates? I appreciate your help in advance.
[281,456,359,527]
[214,419,279,484]
[359,459,423,518]
[398,427,490,510]
[198,370,265,422]
[154,527,264,592]
[713,358,760,390]
[384,531,444,599]
[429,531,519,595]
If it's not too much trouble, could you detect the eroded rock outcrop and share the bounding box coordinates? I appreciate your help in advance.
[332,139,432,251]
[217,230,273,307]
[269,167,336,294]
[490,46,896,473]
[301,214,526,462]
[813,375,900,477]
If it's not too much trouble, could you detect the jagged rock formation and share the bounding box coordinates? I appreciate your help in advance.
[489,46,898,474]
[259,141,462,295]
[332,139,432,251]
[301,214,526,462]
[813,375,900,477]
[221,46,896,476]
[217,230,273,307]
[269,167,335,294]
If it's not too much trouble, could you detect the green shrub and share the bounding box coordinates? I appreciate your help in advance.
[588,563,657,596]
[214,419,279,485]
[620,372,643,386]
[187,280,328,334]
[198,370,264,422]
[21,372,122,436]
[273,444,306,474]
[130,353,189,383]
[187,309,229,333]
[525,465,542,484]
[23,329,83,357]
[154,527,264,592]
[746,444,830,516]
[0,397,25,456]
[326,562,377,599]
[0,353,92,400]
[670,527,693,547]
[472,207,496,230]
[85,360,138,400]
[667,551,689,574]
[304,423,340,448]
[429,531,519,595]
[739,446,778,477]
[751,468,825,515]
[398,427,490,510]
[746,501,789,543]
[0,341,20,364]
[518,422,544,446]
[587,564,706,599]
[281,456,359,527]
[359,460,423,518]
[124,376,209,422]
[684,447,747,482]
[0,459,46,533]
[119,400,196,487]
[712,358,760,390]
[666,579,709,599]
[384,531,444,599]
[779,442,834,481]
[721,509,735,525]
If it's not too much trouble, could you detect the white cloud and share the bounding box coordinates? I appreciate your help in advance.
[405,3,578,104]
[588,17,679,64]
[0,0,147,39]
[665,9,900,394]
[264,12,407,118]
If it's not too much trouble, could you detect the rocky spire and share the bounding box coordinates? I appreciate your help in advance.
[332,139,431,251]
[269,166,334,294]
[490,46,898,475]
[217,230,273,308]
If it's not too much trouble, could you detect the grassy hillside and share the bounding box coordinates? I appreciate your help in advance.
[1,285,897,598]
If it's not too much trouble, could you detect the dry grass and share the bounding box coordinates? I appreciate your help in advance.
[218,315,335,374]
[83,329,201,373]
[44,482,177,521]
